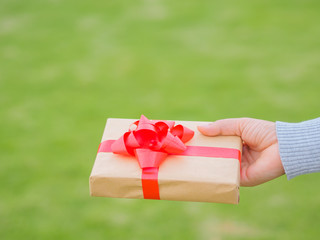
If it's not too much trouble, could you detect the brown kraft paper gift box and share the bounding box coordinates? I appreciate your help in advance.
[90,117,242,204]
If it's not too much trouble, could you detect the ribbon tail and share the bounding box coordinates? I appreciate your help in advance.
[141,167,160,199]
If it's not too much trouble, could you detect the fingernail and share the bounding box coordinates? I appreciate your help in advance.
[197,123,212,130]
[199,122,214,127]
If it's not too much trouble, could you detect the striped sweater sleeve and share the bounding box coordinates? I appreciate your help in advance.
[276,117,320,180]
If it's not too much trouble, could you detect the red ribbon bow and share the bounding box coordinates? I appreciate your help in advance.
[111,115,194,199]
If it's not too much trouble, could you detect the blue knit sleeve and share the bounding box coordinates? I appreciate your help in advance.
[276,118,320,180]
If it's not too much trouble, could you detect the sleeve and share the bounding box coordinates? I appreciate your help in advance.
[276,117,320,180]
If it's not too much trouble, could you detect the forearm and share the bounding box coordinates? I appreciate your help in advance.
[276,117,320,180]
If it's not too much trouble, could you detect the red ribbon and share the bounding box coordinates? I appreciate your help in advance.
[97,115,241,200]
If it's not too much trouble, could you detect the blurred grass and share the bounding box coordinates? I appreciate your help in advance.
[1,0,320,239]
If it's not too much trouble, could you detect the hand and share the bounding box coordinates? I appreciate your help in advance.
[197,118,285,186]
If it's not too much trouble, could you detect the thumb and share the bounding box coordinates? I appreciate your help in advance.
[197,118,249,137]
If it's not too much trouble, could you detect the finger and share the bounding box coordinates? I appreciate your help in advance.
[240,145,284,186]
[197,118,250,137]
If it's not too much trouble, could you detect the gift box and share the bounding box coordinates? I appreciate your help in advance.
[90,116,242,204]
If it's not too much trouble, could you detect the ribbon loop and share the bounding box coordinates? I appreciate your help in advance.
[134,148,168,168]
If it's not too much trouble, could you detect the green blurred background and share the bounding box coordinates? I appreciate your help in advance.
[1,0,320,239]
